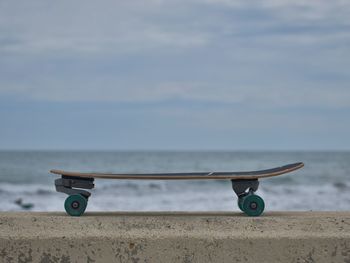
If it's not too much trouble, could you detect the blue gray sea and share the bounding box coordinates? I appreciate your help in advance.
[0,151,349,212]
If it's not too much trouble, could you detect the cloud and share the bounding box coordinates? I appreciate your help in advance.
[0,0,349,109]
[203,0,350,23]
[1,0,349,54]
[0,0,210,55]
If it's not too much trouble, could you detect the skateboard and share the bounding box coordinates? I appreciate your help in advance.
[51,162,304,217]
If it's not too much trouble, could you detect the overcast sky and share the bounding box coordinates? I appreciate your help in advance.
[0,0,349,150]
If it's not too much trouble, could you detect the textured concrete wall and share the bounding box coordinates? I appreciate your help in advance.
[0,212,349,262]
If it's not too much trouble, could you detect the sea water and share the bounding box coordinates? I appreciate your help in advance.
[0,151,349,212]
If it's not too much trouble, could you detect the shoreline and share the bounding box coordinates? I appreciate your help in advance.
[1,211,349,262]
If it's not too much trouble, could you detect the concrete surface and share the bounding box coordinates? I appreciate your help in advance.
[0,211,349,262]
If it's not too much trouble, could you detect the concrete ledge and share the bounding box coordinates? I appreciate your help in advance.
[0,212,349,262]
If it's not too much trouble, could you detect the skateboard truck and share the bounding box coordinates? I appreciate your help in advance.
[231,179,259,197]
[55,176,95,198]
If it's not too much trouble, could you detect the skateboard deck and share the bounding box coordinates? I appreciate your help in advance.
[52,162,304,217]
[51,162,304,180]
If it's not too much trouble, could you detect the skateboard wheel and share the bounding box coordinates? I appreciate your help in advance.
[237,197,245,212]
[242,194,265,216]
[64,194,87,216]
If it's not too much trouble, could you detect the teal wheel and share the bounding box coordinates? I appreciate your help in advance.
[242,194,265,217]
[237,196,245,212]
[64,194,87,216]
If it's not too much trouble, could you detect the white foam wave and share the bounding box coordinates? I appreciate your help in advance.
[1,181,349,212]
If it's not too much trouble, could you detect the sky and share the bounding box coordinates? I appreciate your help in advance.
[0,0,349,151]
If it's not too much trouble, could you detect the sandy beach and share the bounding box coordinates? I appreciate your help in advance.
[0,211,349,262]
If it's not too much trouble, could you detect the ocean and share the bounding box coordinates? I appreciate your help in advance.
[0,151,349,212]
